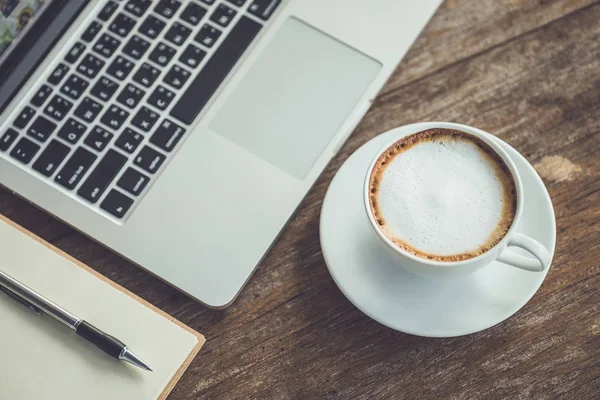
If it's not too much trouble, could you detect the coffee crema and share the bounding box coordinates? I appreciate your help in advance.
[368,128,517,262]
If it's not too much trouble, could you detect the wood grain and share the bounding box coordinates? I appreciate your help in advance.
[1,0,600,398]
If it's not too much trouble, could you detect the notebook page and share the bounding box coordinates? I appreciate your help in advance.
[0,217,202,400]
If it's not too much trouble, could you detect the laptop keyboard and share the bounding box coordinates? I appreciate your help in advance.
[0,0,280,219]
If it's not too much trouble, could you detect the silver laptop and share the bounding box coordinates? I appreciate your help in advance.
[0,0,441,308]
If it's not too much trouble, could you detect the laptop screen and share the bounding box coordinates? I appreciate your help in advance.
[0,0,47,64]
[0,0,88,114]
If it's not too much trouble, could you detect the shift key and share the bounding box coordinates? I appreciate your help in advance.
[55,147,97,189]
[78,149,127,203]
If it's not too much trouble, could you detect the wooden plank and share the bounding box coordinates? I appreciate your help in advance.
[387,0,597,89]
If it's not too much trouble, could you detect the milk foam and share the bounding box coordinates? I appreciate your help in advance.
[373,135,512,258]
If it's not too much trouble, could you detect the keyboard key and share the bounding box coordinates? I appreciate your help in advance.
[48,63,70,85]
[134,145,165,173]
[98,1,119,21]
[93,34,122,58]
[58,118,87,144]
[84,126,114,152]
[77,54,105,79]
[117,83,145,109]
[165,22,191,46]
[101,105,130,130]
[125,0,152,17]
[60,74,89,100]
[107,56,135,80]
[147,85,174,111]
[10,137,40,164]
[150,119,184,151]
[195,24,221,48]
[149,42,176,67]
[164,64,190,89]
[82,21,102,42]
[171,16,261,124]
[210,4,236,27]
[65,42,86,63]
[55,147,97,189]
[100,189,134,218]
[248,0,281,20]
[74,97,103,123]
[154,0,181,19]
[133,62,160,88]
[0,128,18,151]
[138,15,165,39]
[44,95,73,121]
[118,167,149,196]
[32,140,70,177]
[31,84,53,107]
[200,0,215,4]
[110,13,137,38]
[179,44,206,68]
[131,106,159,132]
[27,116,57,142]
[115,128,143,153]
[227,0,246,6]
[14,106,35,128]
[180,3,206,26]
[91,76,119,101]
[78,150,127,203]
[122,35,150,59]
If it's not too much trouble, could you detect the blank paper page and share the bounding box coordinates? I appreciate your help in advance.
[0,217,203,400]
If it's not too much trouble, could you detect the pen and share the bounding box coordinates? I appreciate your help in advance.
[0,269,152,372]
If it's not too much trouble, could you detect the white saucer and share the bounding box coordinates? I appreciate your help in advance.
[320,123,556,337]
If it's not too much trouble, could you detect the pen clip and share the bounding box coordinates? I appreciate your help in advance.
[0,286,41,314]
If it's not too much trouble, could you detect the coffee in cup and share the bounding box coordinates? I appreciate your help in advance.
[367,128,517,262]
[364,123,551,276]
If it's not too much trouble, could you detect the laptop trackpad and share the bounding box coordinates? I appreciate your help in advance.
[210,18,381,180]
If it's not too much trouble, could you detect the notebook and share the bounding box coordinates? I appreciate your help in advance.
[0,214,205,400]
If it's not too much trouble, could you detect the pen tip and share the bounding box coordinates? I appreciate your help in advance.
[120,348,153,372]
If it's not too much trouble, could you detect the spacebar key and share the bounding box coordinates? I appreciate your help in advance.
[170,16,261,125]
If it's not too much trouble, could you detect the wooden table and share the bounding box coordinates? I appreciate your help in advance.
[2,1,599,398]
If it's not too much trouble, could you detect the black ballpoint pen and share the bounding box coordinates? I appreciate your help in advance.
[0,269,152,371]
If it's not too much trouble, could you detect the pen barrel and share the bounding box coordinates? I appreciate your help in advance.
[76,321,125,359]
[0,271,80,329]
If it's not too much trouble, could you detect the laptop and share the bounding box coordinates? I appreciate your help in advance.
[0,0,441,308]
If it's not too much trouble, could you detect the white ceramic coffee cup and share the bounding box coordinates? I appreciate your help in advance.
[363,122,551,279]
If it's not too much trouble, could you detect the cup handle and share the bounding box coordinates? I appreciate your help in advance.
[497,233,551,272]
